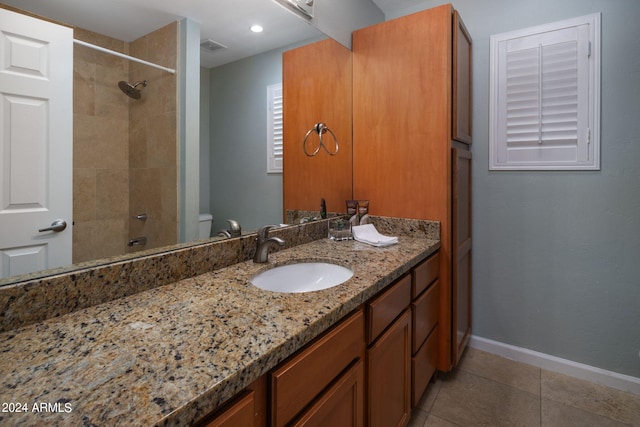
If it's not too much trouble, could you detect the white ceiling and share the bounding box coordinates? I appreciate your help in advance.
[3,0,416,68]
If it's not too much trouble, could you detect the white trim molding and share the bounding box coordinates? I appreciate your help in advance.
[489,13,601,170]
[468,335,640,396]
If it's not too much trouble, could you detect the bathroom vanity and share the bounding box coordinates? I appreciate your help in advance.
[0,218,439,426]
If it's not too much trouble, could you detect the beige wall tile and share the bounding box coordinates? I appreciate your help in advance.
[73,168,96,222]
[147,114,177,168]
[73,28,128,71]
[76,115,128,170]
[90,219,128,259]
[95,64,129,120]
[146,22,177,69]
[130,167,162,218]
[129,116,147,168]
[71,221,93,262]
[73,219,127,262]
[96,169,129,220]
[73,59,96,116]
[160,167,178,222]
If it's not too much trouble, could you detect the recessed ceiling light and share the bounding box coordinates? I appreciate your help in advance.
[250,25,264,33]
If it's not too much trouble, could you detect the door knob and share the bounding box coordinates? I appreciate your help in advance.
[38,219,67,233]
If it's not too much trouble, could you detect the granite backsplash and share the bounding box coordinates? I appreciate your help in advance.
[0,216,439,333]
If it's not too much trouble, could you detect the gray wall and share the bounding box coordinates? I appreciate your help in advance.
[388,0,640,378]
[207,37,323,234]
[208,52,282,234]
[178,18,201,242]
[200,67,211,215]
[312,0,384,48]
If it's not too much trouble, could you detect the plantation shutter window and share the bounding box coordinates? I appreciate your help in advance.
[267,83,283,174]
[490,14,600,170]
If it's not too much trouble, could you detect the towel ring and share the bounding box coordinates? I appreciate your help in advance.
[303,122,339,157]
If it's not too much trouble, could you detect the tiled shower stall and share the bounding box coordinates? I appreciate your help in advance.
[72,23,178,263]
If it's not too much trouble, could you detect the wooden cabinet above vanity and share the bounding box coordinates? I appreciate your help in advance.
[282,39,353,214]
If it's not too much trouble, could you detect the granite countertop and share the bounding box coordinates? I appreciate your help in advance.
[0,236,439,426]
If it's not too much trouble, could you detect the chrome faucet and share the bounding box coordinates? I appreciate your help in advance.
[227,219,242,237]
[253,225,285,263]
[217,219,242,239]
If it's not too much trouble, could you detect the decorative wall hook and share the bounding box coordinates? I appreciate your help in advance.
[303,122,339,157]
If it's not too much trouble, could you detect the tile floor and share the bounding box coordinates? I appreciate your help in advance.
[409,347,640,427]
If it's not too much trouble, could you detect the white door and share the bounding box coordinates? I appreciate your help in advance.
[0,9,73,279]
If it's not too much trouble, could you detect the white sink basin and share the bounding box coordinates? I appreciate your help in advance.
[251,262,354,293]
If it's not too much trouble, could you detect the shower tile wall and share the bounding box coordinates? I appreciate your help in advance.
[73,28,130,263]
[72,24,177,263]
[129,23,178,253]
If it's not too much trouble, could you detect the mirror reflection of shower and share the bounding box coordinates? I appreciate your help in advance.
[118,80,147,99]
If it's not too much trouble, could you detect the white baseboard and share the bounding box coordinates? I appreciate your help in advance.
[468,335,640,396]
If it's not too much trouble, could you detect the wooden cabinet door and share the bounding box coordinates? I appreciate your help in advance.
[282,38,353,215]
[452,10,473,144]
[352,4,452,221]
[198,376,267,427]
[452,147,472,365]
[367,309,412,427]
[202,391,255,427]
[293,360,364,427]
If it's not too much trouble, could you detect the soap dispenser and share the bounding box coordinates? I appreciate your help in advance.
[358,200,370,225]
[346,200,359,226]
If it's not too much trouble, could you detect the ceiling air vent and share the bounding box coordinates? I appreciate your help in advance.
[200,39,228,53]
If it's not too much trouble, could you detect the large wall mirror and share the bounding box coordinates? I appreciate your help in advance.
[0,0,383,285]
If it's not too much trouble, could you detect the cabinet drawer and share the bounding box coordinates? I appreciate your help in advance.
[411,279,439,353]
[271,309,364,427]
[411,326,439,408]
[367,274,411,344]
[412,252,440,298]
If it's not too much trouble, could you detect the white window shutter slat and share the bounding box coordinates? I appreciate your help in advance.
[490,14,600,170]
[541,40,579,149]
[505,46,541,148]
[267,83,283,173]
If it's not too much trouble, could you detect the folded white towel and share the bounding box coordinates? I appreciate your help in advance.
[352,224,398,247]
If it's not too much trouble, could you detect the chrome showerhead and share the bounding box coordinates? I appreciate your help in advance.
[118,80,147,99]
